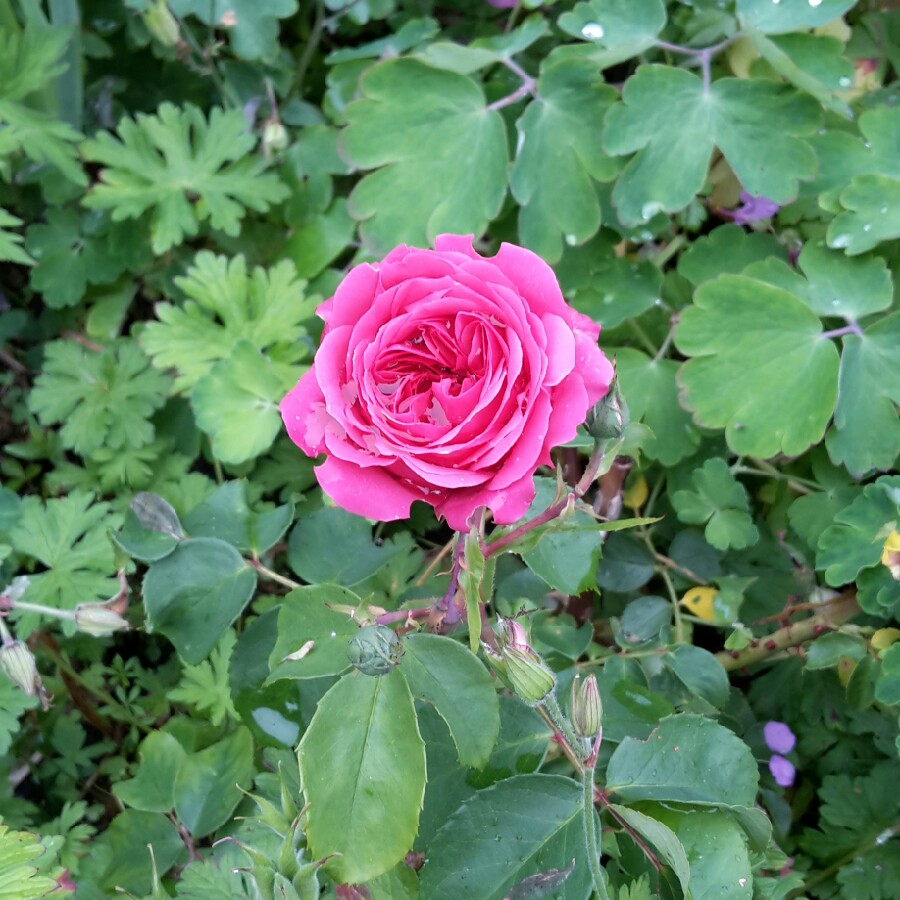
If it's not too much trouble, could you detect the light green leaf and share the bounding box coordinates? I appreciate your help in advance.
[97,810,184,895]
[0,208,33,265]
[0,676,38,756]
[737,0,858,35]
[399,633,499,768]
[675,274,840,458]
[0,823,62,900]
[558,0,667,69]
[299,670,426,884]
[191,341,288,465]
[142,537,258,664]
[112,731,187,813]
[421,774,592,899]
[604,66,819,226]
[826,315,900,476]
[677,224,788,286]
[267,585,359,681]
[141,251,313,392]
[168,629,239,726]
[829,175,900,256]
[805,632,868,670]
[82,103,288,253]
[606,714,759,807]
[510,56,619,262]
[174,727,255,838]
[607,805,692,899]
[672,458,758,551]
[613,348,701,466]
[282,199,355,278]
[342,59,508,253]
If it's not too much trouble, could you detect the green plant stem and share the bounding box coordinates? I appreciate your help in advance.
[650,233,687,269]
[640,528,687,641]
[735,457,821,494]
[717,592,860,670]
[627,318,658,356]
[247,558,300,591]
[582,766,610,900]
[541,692,583,753]
[295,0,325,97]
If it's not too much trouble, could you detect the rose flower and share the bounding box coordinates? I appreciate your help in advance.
[281,234,613,531]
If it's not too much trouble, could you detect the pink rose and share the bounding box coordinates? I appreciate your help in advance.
[280,235,613,531]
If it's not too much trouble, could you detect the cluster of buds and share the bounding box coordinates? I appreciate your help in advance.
[482,618,556,705]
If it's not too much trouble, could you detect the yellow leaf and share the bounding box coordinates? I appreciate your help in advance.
[681,586,718,623]
[837,656,857,687]
[623,474,648,510]
[880,530,900,579]
[872,627,900,653]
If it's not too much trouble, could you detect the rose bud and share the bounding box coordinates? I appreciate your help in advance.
[503,646,557,705]
[571,674,602,738]
[585,370,629,442]
[348,624,404,677]
[0,640,48,707]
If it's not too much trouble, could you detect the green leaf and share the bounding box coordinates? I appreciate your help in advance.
[142,537,258,664]
[510,56,619,262]
[557,233,662,329]
[112,731,187,813]
[9,492,120,631]
[420,774,592,900]
[399,633,500,768]
[266,585,359,681]
[874,644,900,707]
[0,675,38,756]
[287,505,409,586]
[174,727,255,838]
[816,476,900,586]
[191,341,288,465]
[0,26,85,185]
[0,823,62,900]
[603,66,819,226]
[677,225,788,287]
[606,805,692,899]
[141,252,313,393]
[168,629,239,726]
[675,274,840,458]
[0,208,33,265]
[557,0,667,69]
[829,174,900,256]
[28,340,170,457]
[737,0,858,35]
[282,199,356,278]
[653,807,752,900]
[168,0,298,59]
[82,103,288,253]
[299,670,426,884]
[606,714,759,807]
[805,632,868,671]
[826,315,900,476]
[342,59,508,253]
[97,810,184,895]
[613,348,701,466]
[596,534,655,593]
[173,860,253,900]
[665,645,730,708]
[672,458,759,551]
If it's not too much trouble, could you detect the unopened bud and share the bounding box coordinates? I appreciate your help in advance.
[143,0,180,47]
[500,617,529,651]
[881,531,900,580]
[348,625,403,677]
[571,674,602,738]
[262,120,289,155]
[585,371,629,442]
[503,646,556,705]
[0,641,49,708]
[74,601,130,637]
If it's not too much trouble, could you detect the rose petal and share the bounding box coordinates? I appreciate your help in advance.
[315,456,424,522]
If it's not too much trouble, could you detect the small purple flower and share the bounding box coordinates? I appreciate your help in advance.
[764,721,796,755]
[769,754,796,788]
[725,191,781,226]
[486,0,518,6]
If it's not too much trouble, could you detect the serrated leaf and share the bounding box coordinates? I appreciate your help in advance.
[0,676,38,756]
[29,340,170,457]
[399,633,500,768]
[0,823,61,900]
[82,103,288,253]
[613,348,701,466]
[606,714,759,807]
[191,341,288,465]
[299,670,426,884]
[677,224,788,286]
[675,274,840,458]
[672,458,758,551]
[558,0,667,69]
[142,537,258,664]
[342,59,508,253]
[510,57,619,262]
[829,175,900,256]
[174,860,252,899]
[141,252,312,393]
[737,0,857,35]
[603,66,819,226]
[0,208,33,265]
[168,629,239,726]
[267,585,359,681]
[420,774,593,900]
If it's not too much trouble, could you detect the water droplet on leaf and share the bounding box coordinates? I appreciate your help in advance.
[581,22,604,40]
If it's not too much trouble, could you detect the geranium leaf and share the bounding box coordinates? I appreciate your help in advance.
[0,208,33,265]
[603,66,819,225]
[675,274,840,458]
[299,669,426,884]
[510,55,619,262]
[341,59,508,253]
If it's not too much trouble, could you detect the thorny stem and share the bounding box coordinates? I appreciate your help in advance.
[716,592,860,670]
[486,57,537,111]
[483,443,607,558]
[436,536,466,624]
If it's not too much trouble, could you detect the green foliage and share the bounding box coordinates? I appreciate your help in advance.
[82,104,289,253]
[0,822,60,899]
[0,209,32,265]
